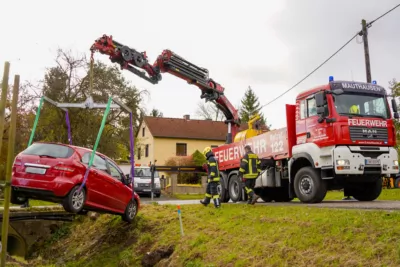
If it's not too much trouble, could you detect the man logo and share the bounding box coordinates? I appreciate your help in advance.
[362,129,377,134]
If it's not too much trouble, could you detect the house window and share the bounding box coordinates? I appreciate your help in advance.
[138,147,141,160]
[176,143,187,156]
[145,144,149,157]
[142,127,145,137]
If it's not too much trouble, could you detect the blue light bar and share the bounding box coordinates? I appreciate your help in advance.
[329,76,334,82]
[372,80,377,84]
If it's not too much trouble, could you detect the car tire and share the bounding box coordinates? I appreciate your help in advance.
[228,174,242,203]
[62,185,86,213]
[122,199,138,223]
[155,193,161,198]
[11,191,27,205]
[352,178,382,201]
[294,167,327,203]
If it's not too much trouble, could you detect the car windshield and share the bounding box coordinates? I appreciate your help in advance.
[333,93,390,119]
[134,168,159,178]
[22,143,74,158]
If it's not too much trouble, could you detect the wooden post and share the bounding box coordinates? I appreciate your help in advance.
[0,62,10,175]
[1,75,19,267]
[360,19,372,83]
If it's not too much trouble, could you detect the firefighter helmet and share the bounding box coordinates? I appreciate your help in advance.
[203,147,212,157]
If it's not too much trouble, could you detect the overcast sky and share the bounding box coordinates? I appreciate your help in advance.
[1,0,399,129]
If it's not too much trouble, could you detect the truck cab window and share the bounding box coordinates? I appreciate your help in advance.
[307,98,317,117]
[300,100,306,119]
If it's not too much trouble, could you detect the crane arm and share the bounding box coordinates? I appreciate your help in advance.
[90,34,241,143]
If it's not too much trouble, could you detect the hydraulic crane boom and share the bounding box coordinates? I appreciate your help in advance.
[90,34,241,143]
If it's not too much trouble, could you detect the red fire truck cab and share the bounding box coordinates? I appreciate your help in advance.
[213,78,399,203]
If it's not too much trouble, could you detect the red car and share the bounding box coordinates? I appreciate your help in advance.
[11,142,140,223]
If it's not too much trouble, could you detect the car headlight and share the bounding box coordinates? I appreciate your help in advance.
[394,160,398,166]
[155,182,161,188]
[336,159,350,166]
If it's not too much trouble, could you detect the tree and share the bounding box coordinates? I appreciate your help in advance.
[149,108,163,117]
[239,86,267,125]
[195,101,224,121]
[28,49,147,160]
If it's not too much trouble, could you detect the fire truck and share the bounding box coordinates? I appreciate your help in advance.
[213,78,399,203]
[90,35,399,203]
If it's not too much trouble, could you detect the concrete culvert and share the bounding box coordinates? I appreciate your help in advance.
[5,235,26,257]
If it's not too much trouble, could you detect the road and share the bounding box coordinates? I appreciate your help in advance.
[2,196,400,212]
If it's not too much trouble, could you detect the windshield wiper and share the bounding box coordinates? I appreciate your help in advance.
[39,155,57,158]
[339,113,386,120]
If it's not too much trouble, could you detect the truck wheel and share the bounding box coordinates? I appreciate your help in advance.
[294,167,327,203]
[228,174,242,203]
[352,178,382,201]
[218,177,230,203]
[395,177,400,188]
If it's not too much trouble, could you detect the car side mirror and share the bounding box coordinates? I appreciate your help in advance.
[391,98,398,113]
[394,112,399,119]
[123,174,132,185]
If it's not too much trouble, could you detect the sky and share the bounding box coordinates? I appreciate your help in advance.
[1,0,399,129]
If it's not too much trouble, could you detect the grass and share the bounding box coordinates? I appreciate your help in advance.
[0,199,56,207]
[175,188,400,201]
[16,202,400,267]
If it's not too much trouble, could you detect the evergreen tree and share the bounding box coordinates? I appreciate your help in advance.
[149,108,163,117]
[239,86,267,126]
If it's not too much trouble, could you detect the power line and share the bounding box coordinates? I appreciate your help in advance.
[258,32,359,110]
[367,3,400,26]
[258,3,400,110]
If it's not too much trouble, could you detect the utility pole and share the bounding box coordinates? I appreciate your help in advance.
[359,19,372,83]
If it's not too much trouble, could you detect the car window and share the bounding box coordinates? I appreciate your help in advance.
[81,152,108,171]
[107,161,123,181]
[23,143,74,158]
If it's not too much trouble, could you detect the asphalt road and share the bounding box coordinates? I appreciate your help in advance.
[2,196,400,212]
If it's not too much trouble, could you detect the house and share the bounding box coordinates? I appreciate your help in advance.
[135,114,269,167]
[135,115,229,167]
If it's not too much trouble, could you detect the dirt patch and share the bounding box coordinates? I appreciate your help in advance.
[141,246,174,267]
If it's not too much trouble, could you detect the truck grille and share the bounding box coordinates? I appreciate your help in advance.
[138,183,150,188]
[349,126,388,141]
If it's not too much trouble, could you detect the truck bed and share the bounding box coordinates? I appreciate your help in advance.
[213,104,296,171]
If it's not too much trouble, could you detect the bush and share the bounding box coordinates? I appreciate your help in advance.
[164,150,206,184]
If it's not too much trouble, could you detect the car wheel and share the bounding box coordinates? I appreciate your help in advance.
[62,185,86,213]
[155,193,161,198]
[11,191,27,205]
[122,199,138,223]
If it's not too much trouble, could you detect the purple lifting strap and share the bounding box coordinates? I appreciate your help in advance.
[65,110,72,145]
[129,112,135,198]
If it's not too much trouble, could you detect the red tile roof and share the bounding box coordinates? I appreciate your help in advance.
[141,116,268,141]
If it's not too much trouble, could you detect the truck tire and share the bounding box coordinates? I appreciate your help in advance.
[228,174,242,203]
[395,177,400,189]
[218,177,230,203]
[293,167,327,203]
[352,178,382,201]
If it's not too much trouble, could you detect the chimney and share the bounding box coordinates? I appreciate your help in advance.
[183,114,190,120]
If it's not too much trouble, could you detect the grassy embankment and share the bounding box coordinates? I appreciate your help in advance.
[0,199,55,207]
[8,199,400,267]
[174,188,400,200]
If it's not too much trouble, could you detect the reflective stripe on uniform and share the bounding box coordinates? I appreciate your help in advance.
[208,178,220,183]
[209,162,217,166]
[205,193,212,197]
[212,195,220,199]
[245,187,253,194]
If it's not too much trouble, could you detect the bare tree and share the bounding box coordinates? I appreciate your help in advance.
[195,101,224,121]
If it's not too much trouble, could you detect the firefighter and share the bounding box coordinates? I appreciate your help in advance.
[200,147,221,208]
[349,105,360,114]
[239,145,262,205]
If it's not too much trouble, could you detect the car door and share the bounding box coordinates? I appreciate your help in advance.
[106,160,132,211]
[81,152,109,206]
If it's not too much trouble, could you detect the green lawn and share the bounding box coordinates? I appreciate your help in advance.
[22,203,400,267]
[0,199,56,207]
[175,188,400,201]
